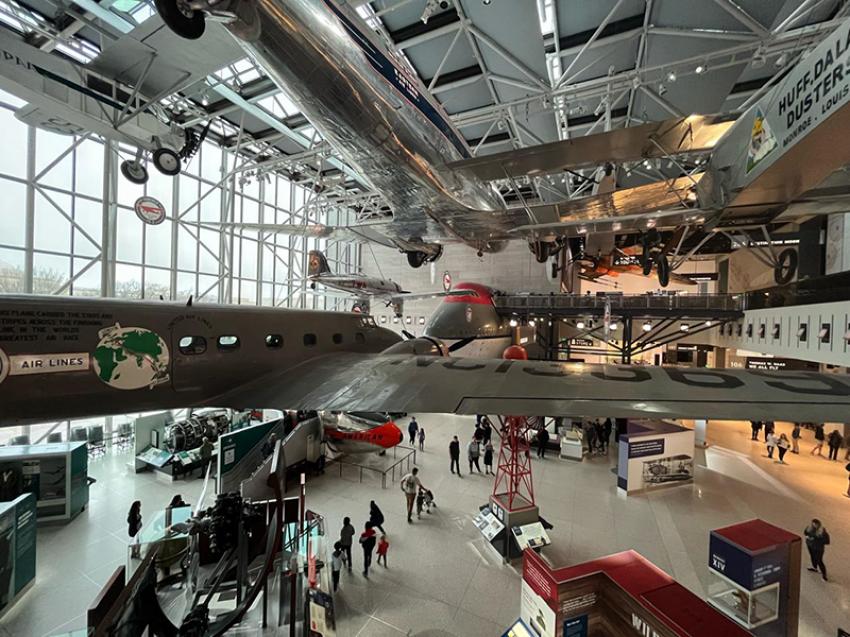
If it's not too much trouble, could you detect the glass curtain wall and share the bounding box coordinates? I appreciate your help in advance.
[0,88,359,443]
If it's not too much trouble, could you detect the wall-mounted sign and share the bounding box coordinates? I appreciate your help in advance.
[628,438,665,459]
[569,338,593,347]
[134,196,167,225]
[745,357,818,371]
[442,271,452,292]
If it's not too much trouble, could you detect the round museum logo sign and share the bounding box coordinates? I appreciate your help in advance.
[134,196,167,225]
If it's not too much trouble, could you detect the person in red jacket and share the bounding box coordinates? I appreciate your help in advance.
[376,535,389,567]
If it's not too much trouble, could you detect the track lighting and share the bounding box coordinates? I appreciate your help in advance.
[576,320,585,329]
[695,63,706,74]
[642,321,652,332]
[680,323,690,331]
[666,70,677,82]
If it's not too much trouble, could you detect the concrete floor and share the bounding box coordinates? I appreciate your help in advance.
[1,414,848,636]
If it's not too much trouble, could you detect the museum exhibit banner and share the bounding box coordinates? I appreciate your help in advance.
[0,492,36,617]
[617,420,695,493]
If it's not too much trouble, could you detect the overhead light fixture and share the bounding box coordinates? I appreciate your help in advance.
[483,0,491,4]
[705,320,713,326]
[657,82,667,96]
[695,63,706,74]
[418,317,426,325]
[775,52,788,67]
[392,316,399,324]
[680,323,690,331]
[509,318,518,327]
[642,321,652,332]
[576,320,585,329]
[405,316,412,324]
[666,70,677,82]
[752,50,766,68]
[529,319,536,327]
[609,322,619,331]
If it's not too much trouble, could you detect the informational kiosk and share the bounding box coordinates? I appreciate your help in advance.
[708,519,801,637]
[519,549,753,637]
[617,420,695,494]
[0,492,36,618]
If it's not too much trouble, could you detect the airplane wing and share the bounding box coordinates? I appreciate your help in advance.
[210,353,850,422]
[506,175,711,239]
[203,222,398,249]
[448,115,735,181]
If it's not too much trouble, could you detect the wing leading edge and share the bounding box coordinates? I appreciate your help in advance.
[210,354,850,422]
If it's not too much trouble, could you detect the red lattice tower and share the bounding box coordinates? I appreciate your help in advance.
[491,345,536,510]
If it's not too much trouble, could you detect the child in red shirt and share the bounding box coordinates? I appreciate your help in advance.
[377,535,389,567]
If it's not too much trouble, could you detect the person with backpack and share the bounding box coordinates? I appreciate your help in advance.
[791,423,801,454]
[468,437,482,473]
[449,436,461,476]
[359,522,377,578]
[827,429,843,461]
[400,468,422,523]
[811,425,825,456]
[804,519,830,581]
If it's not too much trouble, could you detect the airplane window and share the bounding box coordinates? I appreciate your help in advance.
[746,324,753,338]
[355,332,365,344]
[265,334,283,348]
[304,334,317,346]
[178,336,206,355]
[332,333,343,344]
[217,335,240,350]
[757,324,766,339]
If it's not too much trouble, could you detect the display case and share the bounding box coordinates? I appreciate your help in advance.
[0,442,88,523]
[707,570,779,629]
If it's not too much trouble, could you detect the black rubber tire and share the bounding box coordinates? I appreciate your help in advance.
[774,248,798,285]
[406,251,427,268]
[153,148,181,176]
[641,252,653,276]
[120,160,148,184]
[657,254,670,287]
[154,0,206,40]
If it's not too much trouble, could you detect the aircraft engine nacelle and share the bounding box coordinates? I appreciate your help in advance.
[382,336,449,357]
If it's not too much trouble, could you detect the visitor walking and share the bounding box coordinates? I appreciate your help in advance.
[583,420,597,456]
[359,522,377,578]
[602,418,613,452]
[827,429,843,461]
[763,420,775,442]
[418,428,425,451]
[407,417,419,445]
[483,440,495,475]
[811,425,825,456]
[339,517,355,571]
[803,519,830,581]
[536,427,549,459]
[482,418,492,444]
[400,467,422,522]
[776,434,790,464]
[127,500,142,539]
[369,500,386,534]
[765,432,778,459]
[449,436,462,476]
[376,535,389,567]
[468,437,482,473]
[791,423,801,454]
[331,542,343,592]
[845,435,850,461]
[845,461,850,498]
[750,421,762,441]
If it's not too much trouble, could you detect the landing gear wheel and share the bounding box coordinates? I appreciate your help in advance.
[531,240,555,264]
[406,250,428,268]
[154,0,206,40]
[641,252,653,276]
[153,148,182,176]
[120,160,148,185]
[774,248,798,285]
[656,254,670,287]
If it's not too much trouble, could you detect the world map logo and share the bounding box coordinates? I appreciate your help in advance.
[92,324,170,390]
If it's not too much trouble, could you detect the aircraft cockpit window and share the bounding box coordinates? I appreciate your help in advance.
[359,317,377,328]
[332,333,343,344]
[355,332,366,344]
[265,334,283,348]
[304,334,317,346]
[217,335,240,351]
[178,336,206,355]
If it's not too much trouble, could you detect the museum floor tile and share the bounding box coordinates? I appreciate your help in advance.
[1,415,847,636]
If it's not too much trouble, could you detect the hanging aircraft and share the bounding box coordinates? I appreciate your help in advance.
[3,296,850,427]
[152,1,850,286]
[305,250,447,316]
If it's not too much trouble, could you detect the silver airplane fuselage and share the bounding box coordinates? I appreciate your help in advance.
[222,0,511,251]
[311,273,402,298]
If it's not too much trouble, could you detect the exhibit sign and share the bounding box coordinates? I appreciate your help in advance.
[520,579,557,637]
[6,353,89,376]
[563,614,588,637]
[0,493,36,616]
[512,522,551,551]
[502,618,535,637]
[745,357,817,371]
[473,506,505,542]
[133,196,167,225]
[709,533,786,590]
[628,439,665,459]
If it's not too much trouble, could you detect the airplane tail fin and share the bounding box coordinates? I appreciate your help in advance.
[308,250,332,277]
